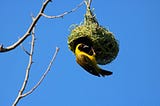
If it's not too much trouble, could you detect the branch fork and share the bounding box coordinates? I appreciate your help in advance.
[0,0,85,105]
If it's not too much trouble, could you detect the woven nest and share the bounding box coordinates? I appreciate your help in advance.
[68,8,119,65]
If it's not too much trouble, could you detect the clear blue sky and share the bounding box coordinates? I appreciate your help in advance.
[0,0,160,106]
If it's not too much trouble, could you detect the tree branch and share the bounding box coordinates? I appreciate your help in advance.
[22,47,59,98]
[12,26,36,106]
[41,1,84,19]
[20,44,31,56]
[0,0,84,105]
[12,12,60,105]
[0,0,51,53]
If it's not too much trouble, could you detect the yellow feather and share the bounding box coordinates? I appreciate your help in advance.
[74,43,112,77]
[75,44,95,62]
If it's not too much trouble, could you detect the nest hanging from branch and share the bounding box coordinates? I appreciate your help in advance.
[68,1,119,65]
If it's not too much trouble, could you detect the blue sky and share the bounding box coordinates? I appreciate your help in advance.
[0,0,160,106]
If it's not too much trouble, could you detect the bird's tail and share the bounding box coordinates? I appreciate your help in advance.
[99,69,113,77]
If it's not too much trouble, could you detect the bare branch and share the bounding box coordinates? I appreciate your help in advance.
[20,26,36,56]
[0,0,83,105]
[12,9,60,105]
[20,44,31,56]
[0,0,51,53]
[21,47,59,98]
[12,26,36,106]
[41,1,84,19]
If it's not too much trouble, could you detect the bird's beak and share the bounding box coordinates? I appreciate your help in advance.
[83,45,89,48]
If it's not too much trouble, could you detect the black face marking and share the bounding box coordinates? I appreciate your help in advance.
[78,44,94,55]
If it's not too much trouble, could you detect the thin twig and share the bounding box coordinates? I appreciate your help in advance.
[21,47,59,97]
[41,1,84,19]
[20,44,30,56]
[21,15,36,56]
[0,0,51,53]
[12,26,36,106]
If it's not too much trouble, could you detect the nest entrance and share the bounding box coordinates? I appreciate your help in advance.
[72,37,93,53]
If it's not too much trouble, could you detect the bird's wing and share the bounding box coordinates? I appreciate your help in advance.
[76,54,100,77]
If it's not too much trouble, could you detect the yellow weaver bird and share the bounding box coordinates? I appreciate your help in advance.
[75,43,112,77]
